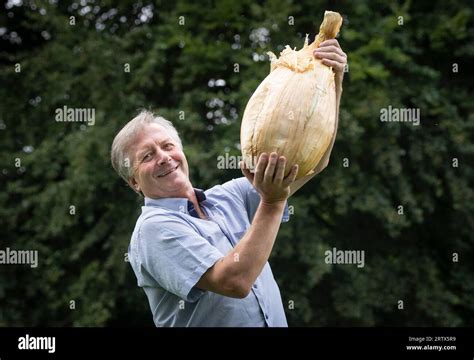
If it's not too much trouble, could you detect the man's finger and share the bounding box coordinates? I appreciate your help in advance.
[254,153,268,184]
[273,156,286,184]
[321,58,345,72]
[240,161,254,184]
[282,164,299,187]
[318,39,340,48]
[314,51,346,64]
[264,152,278,184]
[314,45,345,58]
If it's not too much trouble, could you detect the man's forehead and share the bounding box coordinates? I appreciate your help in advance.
[131,124,173,154]
[135,125,172,145]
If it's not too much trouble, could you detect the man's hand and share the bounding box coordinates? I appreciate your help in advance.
[240,152,298,205]
[313,39,347,89]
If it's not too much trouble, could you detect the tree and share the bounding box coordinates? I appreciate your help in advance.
[0,0,472,326]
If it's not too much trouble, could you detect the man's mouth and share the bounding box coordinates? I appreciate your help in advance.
[156,164,180,178]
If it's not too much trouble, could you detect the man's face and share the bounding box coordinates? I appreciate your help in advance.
[128,123,190,199]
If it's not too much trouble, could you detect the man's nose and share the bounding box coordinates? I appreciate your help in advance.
[155,148,171,165]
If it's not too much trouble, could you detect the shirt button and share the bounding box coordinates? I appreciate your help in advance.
[253,284,258,289]
[265,314,269,319]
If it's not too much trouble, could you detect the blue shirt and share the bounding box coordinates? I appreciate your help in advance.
[128,177,290,327]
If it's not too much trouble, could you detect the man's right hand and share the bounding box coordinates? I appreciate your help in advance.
[240,152,299,205]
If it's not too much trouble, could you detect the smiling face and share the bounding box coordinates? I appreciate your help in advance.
[128,123,192,199]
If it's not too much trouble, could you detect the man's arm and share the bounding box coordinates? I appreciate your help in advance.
[196,153,298,298]
[196,200,286,298]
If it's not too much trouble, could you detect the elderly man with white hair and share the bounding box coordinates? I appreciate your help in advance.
[111,111,322,326]
[110,39,345,327]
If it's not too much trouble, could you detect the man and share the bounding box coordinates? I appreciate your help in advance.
[111,40,346,326]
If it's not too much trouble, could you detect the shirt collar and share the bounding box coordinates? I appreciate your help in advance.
[144,188,208,214]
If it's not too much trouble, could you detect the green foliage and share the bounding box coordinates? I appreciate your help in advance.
[0,0,472,326]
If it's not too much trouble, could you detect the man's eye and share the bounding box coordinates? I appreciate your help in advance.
[164,143,174,150]
[142,153,152,161]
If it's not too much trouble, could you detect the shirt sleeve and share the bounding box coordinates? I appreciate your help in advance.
[223,177,290,224]
[137,215,225,302]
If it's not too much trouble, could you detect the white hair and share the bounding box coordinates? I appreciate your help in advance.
[111,110,183,185]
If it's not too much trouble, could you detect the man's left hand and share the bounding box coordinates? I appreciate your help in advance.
[313,39,347,89]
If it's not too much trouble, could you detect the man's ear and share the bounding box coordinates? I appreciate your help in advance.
[127,177,140,193]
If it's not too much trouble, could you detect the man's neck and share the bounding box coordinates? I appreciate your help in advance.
[146,183,208,220]
[182,185,207,220]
